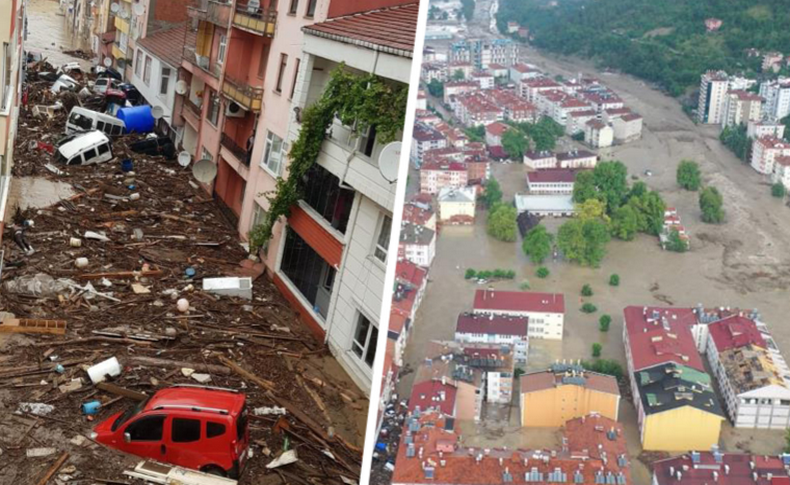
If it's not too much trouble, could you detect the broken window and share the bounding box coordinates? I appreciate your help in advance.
[127,415,165,441]
[352,313,378,367]
[280,228,336,320]
[301,164,354,233]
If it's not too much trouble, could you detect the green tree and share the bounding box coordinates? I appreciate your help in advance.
[699,186,725,224]
[572,170,598,204]
[460,0,475,20]
[581,303,598,313]
[465,268,477,279]
[720,125,752,161]
[609,274,620,286]
[522,225,554,264]
[677,160,701,191]
[502,129,529,160]
[464,125,485,143]
[427,78,444,98]
[482,178,503,208]
[536,266,550,278]
[610,204,639,240]
[592,161,629,213]
[772,183,787,198]
[666,229,689,252]
[557,219,610,267]
[599,314,612,332]
[582,359,623,380]
[452,69,465,81]
[592,343,602,358]
[577,198,608,223]
[487,204,518,242]
[581,284,593,297]
[626,190,666,236]
[519,280,531,290]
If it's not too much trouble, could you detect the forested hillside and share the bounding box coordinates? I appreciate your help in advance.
[497,0,790,96]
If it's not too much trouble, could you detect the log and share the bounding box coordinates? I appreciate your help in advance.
[97,382,148,401]
[34,452,69,485]
[32,337,153,348]
[217,356,275,390]
[159,213,199,226]
[77,269,164,281]
[126,356,231,376]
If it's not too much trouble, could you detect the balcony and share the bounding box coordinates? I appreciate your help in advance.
[221,133,251,166]
[183,45,221,78]
[222,74,263,112]
[208,1,232,26]
[233,2,276,37]
[114,16,129,34]
[182,98,202,128]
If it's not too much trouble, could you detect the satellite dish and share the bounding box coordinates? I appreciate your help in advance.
[103,57,112,67]
[177,151,191,167]
[132,2,145,16]
[378,142,401,183]
[151,105,165,120]
[192,159,217,183]
[175,80,188,95]
[110,2,119,13]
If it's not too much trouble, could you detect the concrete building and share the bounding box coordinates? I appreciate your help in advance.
[623,306,725,451]
[515,194,576,217]
[557,149,598,169]
[747,120,786,140]
[420,160,468,194]
[454,312,529,362]
[450,38,518,70]
[448,61,473,80]
[565,109,597,136]
[653,451,790,485]
[751,136,790,174]
[471,71,494,89]
[698,71,730,124]
[585,119,614,148]
[612,113,643,143]
[0,0,24,235]
[705,315,790,429]
[520,364,620,427]
[402,194,437,231]
[443,80,478,107]
[526,169,577,195]
[722,90,763,128]
[772,156,790,191]
[759,78,790,120]
[457,343,516,404]
[484,121,508,147]
[523,151,558,169]
[472,289,565,340]
[413,344,484,422]
[411,123,447,167]
[509,63,541,83]
[398,221,436,267]
[438,186,476,225]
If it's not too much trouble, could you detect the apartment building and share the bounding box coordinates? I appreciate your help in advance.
[772,156,790,191]
[653,451,790,485]
[484,121,508,147]
[90,0,117,65]
[509,62,541,83]
[565,109,597,135]
[759,78,790,121]
[454,92,504,126]
[0,0,24,237]
[698,71,731,124]
[751,136,790,174]
[454,312,529,362]
[420,160,468,194]
[442,80,478,107]
[402,194,437,231]
[585,119,614,148]
[612,113,643,143]
[398,221,437,267]
[747,120,785,140]
[437,186,475,225]
[623,306,724,451]
[472,289,565,340]
[457,344,515,404]
[519,364,620,427]
[524,150,558,169]
[411,123,448,167]
[450,38,518,70]
[722,90,763,128]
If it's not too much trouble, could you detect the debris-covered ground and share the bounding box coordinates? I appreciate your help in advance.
[0,62,367,485]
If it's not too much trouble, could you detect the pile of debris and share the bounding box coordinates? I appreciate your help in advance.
[0,60,366,484]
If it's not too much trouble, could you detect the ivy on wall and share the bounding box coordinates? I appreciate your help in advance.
[248,64,408,252]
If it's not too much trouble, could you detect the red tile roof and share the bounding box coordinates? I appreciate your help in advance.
[455,312,529,337]
[521,370,620,395]
[653,452,789,485]
[396,259,429,289]
[389,311,409,336]
[708,315,766,351]
[303,3,418,57]
[409,380,457,416]
[528,169,578,184]
[138,24,196,69]
[623,306,703,372]
[402,202,435,226]
[473,289,565,315]
[485,121,509,136]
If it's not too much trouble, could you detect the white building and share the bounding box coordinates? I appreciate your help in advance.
[438,186,476,225]
[457,343,517,404]
[698,71,730,124]
[509,63,541,83]
[772,156,790,190]
[471,71,495,90]
[584,120,614,148]
[420,160,468,194]
[526,169,577,195]
[0,0,24,231]
[484,121,509,147]
[455,312,530,362]
[760,78,790,121]
[515,194,576,217]
[523,151,558,169]
[722,90,763,128]
[398,221,436,267]
[411,123,447,167]
[557,150,598,169]
[472,289,565,340]
[612,113,643,143]
[747,120,786,140]
[751,136,790,174]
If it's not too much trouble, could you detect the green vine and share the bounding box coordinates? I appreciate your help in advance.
[248,64,408,252]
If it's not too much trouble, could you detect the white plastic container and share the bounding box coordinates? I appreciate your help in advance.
[75,257,89,268]
[202,277,253,300]
[177,298,190,313]
[69,238,82,247]
[87,357,122,384]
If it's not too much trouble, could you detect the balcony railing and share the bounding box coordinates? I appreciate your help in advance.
[233,3,276,36]
[222,74,264,112]
[183,45,221,78]
[208,1,232,26]
[221,133,251,166]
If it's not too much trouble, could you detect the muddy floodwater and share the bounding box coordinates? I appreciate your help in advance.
[399,29,790,485]
[25,0,91,70]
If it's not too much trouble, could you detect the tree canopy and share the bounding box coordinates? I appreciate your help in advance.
[502,129,530,160]
[488,203,518,242]
[522,225,554,264]
[677,160,701,190]
[557,218,610,267]
[699,185,725,223]
[482,178,503,208]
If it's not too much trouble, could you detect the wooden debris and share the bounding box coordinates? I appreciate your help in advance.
[96,382,148,401]
[77,269,164,281]
[127,356,231,376]
[217,356,275,390]
[34,451,69,485]
[0,318,67,335]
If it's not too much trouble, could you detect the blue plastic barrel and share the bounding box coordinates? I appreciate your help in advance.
[121,158,133,172]
[82,400,101,415]
[117,106,155,133]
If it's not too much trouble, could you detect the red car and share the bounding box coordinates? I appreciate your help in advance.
[91,385,249,478]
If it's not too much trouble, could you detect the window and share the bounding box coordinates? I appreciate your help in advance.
[2,43,12,112]
[275,54,287,93]
[251,203,269,253]
[207,422,226,438]
[97,121,106,132]
[112,124,123,136]
[305,0,317,17]
[351,313,378,367]
[360,125,378,157]
[261,131,283,174]
[97,143,110,156]
[374,215,392,262]
[126,415,165,441]
[83,148,97,161]
[257,43,270,78]
[288,0,299,14]
[172,418,201,443]
[143,55,152,85]
[218,35,227,65]
[134,49,142,77]
[289,58,300,99]
[160,67,172,96]
[207,90,220,125]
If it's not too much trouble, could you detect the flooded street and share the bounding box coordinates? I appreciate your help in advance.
[25,0,91,69]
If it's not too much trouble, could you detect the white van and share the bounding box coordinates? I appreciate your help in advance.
[66,107,125,137]
[56,131,114,166]
[93,77,119,94]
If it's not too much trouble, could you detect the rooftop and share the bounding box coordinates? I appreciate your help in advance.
[408,379,458,416]
[556,150,597,161]
[718,345,788,395]
[635,362,723,418]
[473,289,565,315]
[455,312,529,337]
[653,452,790,485]
[486,121,510,136]
[520,367,620,396]
[138,24,195,69]
[396,259,429,289]
[527,169,578,184]
[623,306,703,372]
[514,194,576,214]
[402,201,435,227]
[400,221,436,246]
[438,186,476,204]
[708,315,766,351]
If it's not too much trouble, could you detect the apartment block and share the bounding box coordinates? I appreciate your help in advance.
[454,312,529,362]
[722,90,763,128]
[420,160,468,194]
[759,78,790,121]
[653,451,790,485]
[751,136,790,174]
[411,123,448,167]
[698,71,730,124]
[437,186,476,225]
[526,169,578,195]
[472,289,565,340]
[0,0,24,236]
[398,221,437,267]
[747,120,786,140]
[585,119,614,148]
[450,38,518,70]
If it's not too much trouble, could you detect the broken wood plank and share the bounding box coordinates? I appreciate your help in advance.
[217,356,275,390]
[32,336,153,348]
[96,382,148,401]
[34,451,69,485]
[76,269,164,281]
[0,319,67,336]
[159,213,199,226]
[126,356,231,376]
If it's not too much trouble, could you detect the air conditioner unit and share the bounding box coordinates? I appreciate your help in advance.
[225,101,245,118]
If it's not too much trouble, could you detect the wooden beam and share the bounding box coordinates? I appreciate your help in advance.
[96,382,148,401]
[77,269,164,281]
[0,319,67,335]
[34,452,69,485]
[126,356,231,376]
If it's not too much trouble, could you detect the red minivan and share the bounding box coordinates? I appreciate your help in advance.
[92,385,249,478]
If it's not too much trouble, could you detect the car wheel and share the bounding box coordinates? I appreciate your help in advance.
[202,465,227,477]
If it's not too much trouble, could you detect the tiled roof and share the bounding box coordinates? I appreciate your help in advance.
[623,306,703,372]
[138,24,196,69]
[388,311,409,336]
[395,259,429,289]
[455,312,529,337]
[473,289,565,315]
[303,3,418,57]
[392,283,418,318]
[556,150,597,161]
[653,452,790,485]
[708,315,766,351]
[409,380,457,416]
[402,202,435,227]
[485,121,510,136]
[528,169,578,184]
[400,221,436,246]
[520,369,620,396]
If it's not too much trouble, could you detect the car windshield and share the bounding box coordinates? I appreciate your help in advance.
[111,397,150,432]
